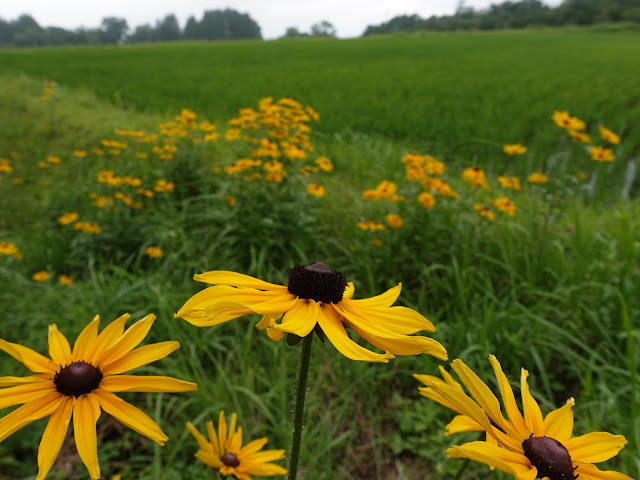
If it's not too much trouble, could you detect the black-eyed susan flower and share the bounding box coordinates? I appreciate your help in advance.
[462,167,490,190]
[0,241,22,259]
[385,213,404,229]
[415,355,632,480]
[498,176,521,190]
[503,143,527,156]
[145,246,164,258]
[492,197,516,216]
[187,411,287,479]
[552,111,586,131]
[32,271,50,282]
[473,203,496,221]
[418,191,436,208]
[0,313,197,479]
[589,146,615,162]
[527,172,549,184]
[306,183,325,197]
[175,263,447,363]
[598,125,620,145]
[57,274,73,286]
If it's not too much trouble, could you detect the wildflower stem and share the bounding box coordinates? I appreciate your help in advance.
[287,334,314,480]
[453,457,471,480]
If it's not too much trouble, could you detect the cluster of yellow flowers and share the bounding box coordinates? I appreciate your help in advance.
[57,212,102,235]
[30,270,74,285]
[41,80,56,102]
[91,170,173,210]
[552,110,619,162]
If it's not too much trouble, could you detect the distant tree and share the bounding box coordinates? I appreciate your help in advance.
[282,26,308,38]
[310,20,337,37]
[73,27,102,45]
[100,16,128,44]
[128,24,155,43]
[198,9,261,40]
[0,17,12,44]
[184,15,200,39]
[155,14,181,41]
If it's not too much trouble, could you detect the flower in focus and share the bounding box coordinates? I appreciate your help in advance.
[175,263,447,363]
[492,197,516,216]
[187,411,287,479]
[145,246,164,258]
[589,146,615,162]
[598,125,620,145]
[32,271,50,282]
[57,274,73,286]
[415,355,632,480]
[527,172,549,184]
[307,183,325,197]
[473,203,495,221]
[385,213,403,229]
[497,176,521,190]
[502,144,527,156]
[58,212,79,225]
[0,313,197,479]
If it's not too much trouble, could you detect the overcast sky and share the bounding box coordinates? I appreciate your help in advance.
[2,1,563,39]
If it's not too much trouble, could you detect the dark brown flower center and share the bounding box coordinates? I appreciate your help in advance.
[221,452,240,467]
[54,361,103,397]
[522,436,576,480]
[286,262,347,304]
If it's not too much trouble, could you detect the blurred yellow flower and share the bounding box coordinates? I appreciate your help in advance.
[502,143,527,156]
[307,183,325,197]
[73,150,87,158]
[363,180,398,200]
[527,172,549,184]
[473,203,495,221]
[462,167,489,190]
[576,171,588,181]
[357,221,386,232]
[598,125,620,145]
[385,213,404,229]
[225,196,237,206]
[552,110,586,131]
[567,129,591,143]
[370,238,383,247]
[589,146,615,162]
[417,191,436,209]
[32,271,50,282]
[497,176,521,190]
[0,241,22,259]
[154,180,175,193]
[57,212,79,225]
[47,156,61,164]
[57,274,73,286]
[314,156,334,172]
[145,246,164,258]
[73,222,102,235]
[492,197,516,216]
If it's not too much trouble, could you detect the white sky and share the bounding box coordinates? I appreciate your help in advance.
[1,1,563,39]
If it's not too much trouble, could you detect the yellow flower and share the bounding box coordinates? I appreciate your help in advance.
[502,144,527,156]
[576,171,588,181]
[385,213,403,229]
[175,264,447,363]
[307,183,325,197]
[370,238,383,247]
[527,172,549,184]
[356,221,385,232]
[0,242,22,259]
[473,203,495,221]
[417,191,436,209]
[0,314,197,479]
[73,150,87,158]
[314,156,334,172]
[225,196,237,206]
[73,222,102,235]
[145,246,163,258]
[187,411,287,480]
[58,212,79,225]
[362,180,398,200]
[154,180,175,193]
[567,129,592,144]
[32,271,50,282]
[497,176,521,190]
[492,197,516,216]
[57,274,73,286]
[598,125,620,145]
[590,146,615,162]
[415,355,632,480]
[462,167,489,190]
[552,111,586,131]
[47,156,61,164]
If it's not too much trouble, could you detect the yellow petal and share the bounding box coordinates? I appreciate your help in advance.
[195,450,224,468]
[89,313,130,363]
[564,432,628,463]
[337,299,435,335]
[187,422,212,453]
[72,316,100,362]
[194,271,286,290]
[445,415,484,435]
[447,441,531,474]
[73,394,102,479]
[350,323,447,359]
[218,411,228,454]
[98,314,155,366]
[0,339,58,373]
[0,381,57,409]
[36,396,76,480]
[100,375,197,392]
[0,391,64,442]
[489,355,529,438]
[520,368,544,436]
[416,383,464,414]
[343,282,355,299]
[206,420,220,455]
[93,388,168,445]
[452,359,522,441]
[573,462,634,480]
[241,462,288,476]
[241,449,287,464]
[275,299,318,337]
[0,375,49,387]
[542,397,574,443]
[229,426,243,453]
[48,325,72,366]
[100,341,180,375]
[348,283,401,308]
[239,437,269,457]
[316,305,393,362]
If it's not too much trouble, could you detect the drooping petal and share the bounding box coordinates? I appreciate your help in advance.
[274,299,318,338]
[573,462,634,480]
[48,325,72,366]
[93,388,168,445]
[0,391,64,442]
[97,314,156,366]
[100,341,180,375]
[72,316,100,362]
[100,375,197,393]
[542,398,574,443]
[241,462,288,477]
[452,359,522,441]
[489,355,530,438]
[337,299,435,335]
[350,322,447,359]
[0,381,57,409]
[447,441,531,474]
[564,432,628,463]
[316,305,393,362]
[35,395,76,480]
[0,339,58,373]
[445,415,484,435]
[88,313,130,363]
[520,368,544,437]
[194,271,286,290]
[73,394,102,479]
[241,449,288,464]
[415,381,464,414]
[347,283,401,308]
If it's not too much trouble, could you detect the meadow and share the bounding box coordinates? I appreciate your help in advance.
[0,28,639,480]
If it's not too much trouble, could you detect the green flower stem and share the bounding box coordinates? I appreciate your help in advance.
[453,457,471,480]
[287,334,314,480]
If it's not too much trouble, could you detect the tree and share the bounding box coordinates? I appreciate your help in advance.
[198,9,261,40]
[310,20,336,37]
[282,26,308,38]
[184,16,199,39]
[155,14,181,41]
[128,24,155,43]
[100,16,128,44]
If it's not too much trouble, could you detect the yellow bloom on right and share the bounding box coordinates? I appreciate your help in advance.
[415,355,632,480]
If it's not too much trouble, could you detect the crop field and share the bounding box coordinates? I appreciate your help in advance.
[0,28,639,480]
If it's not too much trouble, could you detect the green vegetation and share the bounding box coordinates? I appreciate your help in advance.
[0,30,639,480]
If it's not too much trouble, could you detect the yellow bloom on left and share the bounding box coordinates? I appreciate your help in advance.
[0,313,197,479]
[175,264,447,363]
[187,411,288,480]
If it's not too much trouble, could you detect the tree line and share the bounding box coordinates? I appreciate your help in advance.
[363,0,640,35]
[0,9,262,48]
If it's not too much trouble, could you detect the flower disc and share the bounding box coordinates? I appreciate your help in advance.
[286,262,347,304]
[522,436,575,480]
[54,361,103,397]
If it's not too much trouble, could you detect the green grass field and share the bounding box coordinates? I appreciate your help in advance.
[0,29,639,480]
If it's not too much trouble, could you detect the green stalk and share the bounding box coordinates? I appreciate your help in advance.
[453,457,471,480]
[287,334,314,480]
